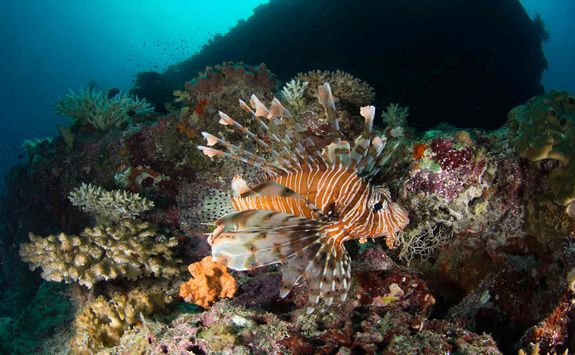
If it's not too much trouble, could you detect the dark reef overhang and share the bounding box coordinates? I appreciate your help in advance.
[131,0,547,130]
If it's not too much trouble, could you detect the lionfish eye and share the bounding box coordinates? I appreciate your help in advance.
[372,201,383,211]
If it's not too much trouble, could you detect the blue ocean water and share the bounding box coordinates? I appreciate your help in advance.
[520,0,575,93]
[0,1,573,191]
[0,0,574,190]
[0,0,267,191]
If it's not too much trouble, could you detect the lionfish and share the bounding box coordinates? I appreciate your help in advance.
[196,83,409,310]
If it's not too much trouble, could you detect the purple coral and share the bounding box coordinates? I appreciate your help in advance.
[406,138,485,199]
[431,138,474,171]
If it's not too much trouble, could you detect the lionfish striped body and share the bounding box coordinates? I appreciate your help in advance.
[197,83,409,310]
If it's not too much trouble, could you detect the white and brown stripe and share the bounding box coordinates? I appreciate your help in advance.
[230,161,408,248]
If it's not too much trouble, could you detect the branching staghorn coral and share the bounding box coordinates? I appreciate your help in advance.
[280,79,309,112]
[19,220,180,288]
[54,88,153,130]
[295,69,375,107]
[381,103,409,128]
[68,183,154,224]
[70,286,175,354]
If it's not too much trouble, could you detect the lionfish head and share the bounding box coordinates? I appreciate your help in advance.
[361,185,409,246]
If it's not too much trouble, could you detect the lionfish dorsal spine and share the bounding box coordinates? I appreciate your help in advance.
[349,105,375,168]
[317,82,339,130]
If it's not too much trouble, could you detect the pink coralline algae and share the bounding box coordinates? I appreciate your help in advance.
[406,137,486,200]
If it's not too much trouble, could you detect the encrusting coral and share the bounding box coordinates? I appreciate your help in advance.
[68,183,154,224]
[179,256,237,308]
[508,91,575,207]
[19,220,180,288]
[54,88,153,130]
[294,69,375,108]
[70,286,175,354]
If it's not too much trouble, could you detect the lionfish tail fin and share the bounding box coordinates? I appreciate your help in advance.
[186,184,235,227]
[209,211,351,308]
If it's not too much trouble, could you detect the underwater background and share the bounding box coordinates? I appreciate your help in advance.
[1,0,575,189]
[1,0,575,354]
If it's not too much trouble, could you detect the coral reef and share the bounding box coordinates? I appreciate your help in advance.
[19,220,180,288]
[174,61,278,124]
[101,247,502,354]
[179,256,237,308]
[54,88,153,130]
[398,130,528,262]
[70,285,175,354]
[68,182,155,224]
[508,90,575,207]
[294,69,375,108]
[280,78,308,113]
[106,301,292,354]
[5,61,575,355]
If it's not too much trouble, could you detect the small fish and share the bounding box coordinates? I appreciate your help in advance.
[196,83,409,311]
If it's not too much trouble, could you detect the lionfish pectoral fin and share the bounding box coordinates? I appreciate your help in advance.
[210,210,325,270]
[209,211,352,308]
[185,184,234,228]
[280,228,352,311]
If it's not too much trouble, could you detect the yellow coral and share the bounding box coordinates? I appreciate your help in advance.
[70,286,174,354]
[508,91,575,206]
[19,220,180,288]
[68,183,154,225]
[179,256,237,308]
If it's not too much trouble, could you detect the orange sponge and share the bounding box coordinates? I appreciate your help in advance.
[179,256,237,308]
